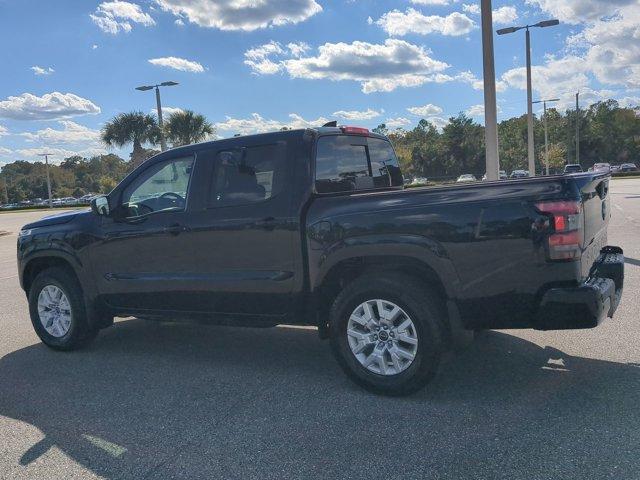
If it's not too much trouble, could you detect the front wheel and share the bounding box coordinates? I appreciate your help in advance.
[28,267,98,350]
[329,273,444,396]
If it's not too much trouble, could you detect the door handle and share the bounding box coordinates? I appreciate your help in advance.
[163,223,187,235]
[254,217,276,231]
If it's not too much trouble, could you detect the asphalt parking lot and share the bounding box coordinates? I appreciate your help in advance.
[1,179,639,480]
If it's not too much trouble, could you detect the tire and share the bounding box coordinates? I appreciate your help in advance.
[329,273,445,396]
[28,267,98,351]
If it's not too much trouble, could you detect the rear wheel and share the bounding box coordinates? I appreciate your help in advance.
[329,273,444,396]
[28,268,98,350]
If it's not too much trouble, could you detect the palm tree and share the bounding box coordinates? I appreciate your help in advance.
[164,110,214,147]
[101,112,160,168]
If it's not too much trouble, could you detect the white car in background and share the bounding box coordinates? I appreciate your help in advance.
[456,174,476,183]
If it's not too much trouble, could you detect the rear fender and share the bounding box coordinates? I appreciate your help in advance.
[310,233,460,298]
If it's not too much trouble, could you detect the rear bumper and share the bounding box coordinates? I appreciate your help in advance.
[536,246,624,330]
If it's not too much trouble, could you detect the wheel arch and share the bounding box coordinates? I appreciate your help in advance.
[22,253,82,296]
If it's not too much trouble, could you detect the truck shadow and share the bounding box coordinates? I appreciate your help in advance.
[1,319,640,478]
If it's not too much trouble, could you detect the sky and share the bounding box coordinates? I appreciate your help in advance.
[0,0,639,164]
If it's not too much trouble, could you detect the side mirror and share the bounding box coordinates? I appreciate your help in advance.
[91,196,110,216]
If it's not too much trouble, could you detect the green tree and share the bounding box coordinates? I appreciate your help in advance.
[101,112,160,168]
[164,110,214,147]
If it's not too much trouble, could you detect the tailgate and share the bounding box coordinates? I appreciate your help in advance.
[579,173,611,278]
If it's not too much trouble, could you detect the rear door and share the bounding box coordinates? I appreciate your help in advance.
[183,137,297,317]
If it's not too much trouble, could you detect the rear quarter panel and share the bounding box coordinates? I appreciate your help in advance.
[306,178,585,329]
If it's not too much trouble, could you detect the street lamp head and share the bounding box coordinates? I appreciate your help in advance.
[135,85,154,91]
[535,19,559,28]
[496,26,519,35]
[160,81,179,87]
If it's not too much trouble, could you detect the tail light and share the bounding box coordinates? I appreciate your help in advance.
[535,200,583,260]
[340,126,370,135]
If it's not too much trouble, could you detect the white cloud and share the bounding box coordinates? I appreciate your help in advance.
[407,103,443,116]
[411,0,449,5]
[31,66,54,76]
[174,18,184,26]
[375,8,475,37]
[155,0,322,31]
[385,117,412,129]
[501,55,590,101]
[492,6,518,25]
[92,44,99,50]
[148,56,205,73]
[0,92,101,121]
[90,1,155,34]
[466,104,485,117]
[427,116,449,129]
[215,113,329,136]
[454,70,508,92]
[0,125,8,136]
[617,96,640,109]
[282,39,450,93]
[20,121,101,145]
[153,106,184,117]
[526,0,636,24]
[465,104,503,117]
[462,4,480,14]
[244,41,286,75]
[579,5,640,89]
[333,109,382,120]
[14,147,108,161]
[287,42,310,57]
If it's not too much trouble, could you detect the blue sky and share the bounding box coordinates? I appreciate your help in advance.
[0,0,638,163]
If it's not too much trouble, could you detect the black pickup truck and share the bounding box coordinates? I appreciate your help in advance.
[17,126,624,395]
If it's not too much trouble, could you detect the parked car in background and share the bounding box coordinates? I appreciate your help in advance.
[593,163,611,173]
[456,174,476,182]
[481,171,507,181]
[620,163,638,172]
[510,170,528,179]
[564,164,583,174]
[79,193,99,204]
[411,177,428,185]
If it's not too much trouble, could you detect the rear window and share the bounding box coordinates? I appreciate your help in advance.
[315,135,402,193]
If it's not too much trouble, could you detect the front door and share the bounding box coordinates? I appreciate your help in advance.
[89,153,200,312]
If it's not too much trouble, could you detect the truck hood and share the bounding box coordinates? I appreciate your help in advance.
[23,209,90,229]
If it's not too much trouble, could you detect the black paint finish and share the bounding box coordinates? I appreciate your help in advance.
[17,128,623,331]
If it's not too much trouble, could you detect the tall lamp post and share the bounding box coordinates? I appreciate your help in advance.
[532,98,559,175]
[575,92,580,165]
[37,153,54,208]
[481,0,500,181]
[497,19,559,177]
[135,81,179,151]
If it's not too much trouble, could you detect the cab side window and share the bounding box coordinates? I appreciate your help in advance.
[121,156,194,218]
[209,142,286,207]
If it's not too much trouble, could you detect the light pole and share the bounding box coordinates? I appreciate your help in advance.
[532,98,559,175]
[575,92,580,165]
[481,0,500,181]
[135,81,179,151]
[37,153,54,208]
[497,19,559,177]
